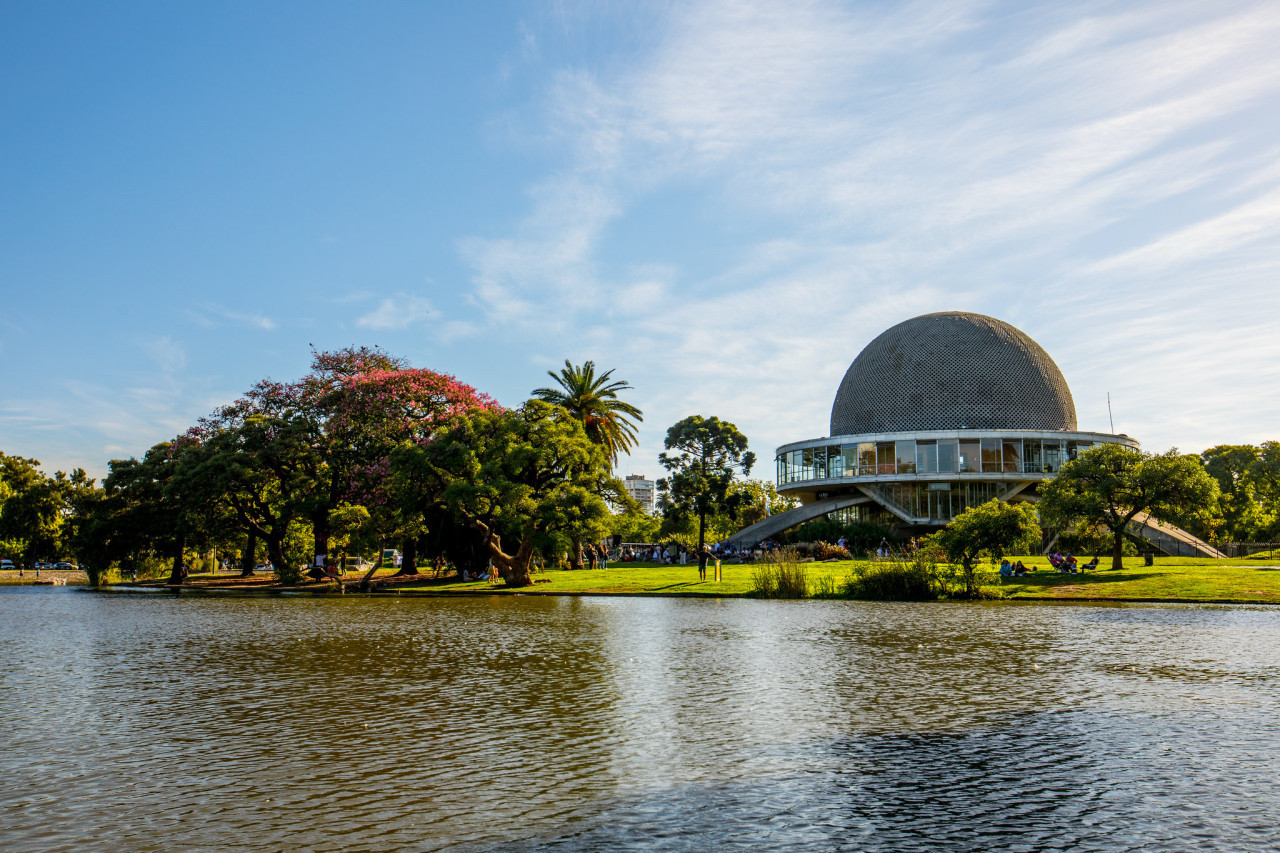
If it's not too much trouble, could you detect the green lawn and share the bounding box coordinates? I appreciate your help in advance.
[95,553,1280,604]
[396,561,761,596]
[992,555,1280,603]
[391,555,1280,604]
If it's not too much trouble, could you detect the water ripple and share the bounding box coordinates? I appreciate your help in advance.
[1,590,1278,851]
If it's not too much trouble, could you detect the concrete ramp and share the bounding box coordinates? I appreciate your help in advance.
[723,494,871,548]
[1127,511,1226,558]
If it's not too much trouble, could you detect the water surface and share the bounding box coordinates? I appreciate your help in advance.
[2,588,1277,850]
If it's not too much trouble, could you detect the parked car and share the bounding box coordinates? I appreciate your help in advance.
[56,562,76,570]
[1,559,15,571]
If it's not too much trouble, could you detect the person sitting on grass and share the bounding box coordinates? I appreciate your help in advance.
[999,559,1014,579]
[1014,560,1030,576]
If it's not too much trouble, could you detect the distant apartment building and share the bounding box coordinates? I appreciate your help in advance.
[623,474,656,514]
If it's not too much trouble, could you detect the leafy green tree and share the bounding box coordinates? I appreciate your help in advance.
[177,415,314,582]
[533,360,643,465]
[104,440,216,584]
[925,499,1041,598]
[1040,444,1218,570]
[0,454,98,567]
[1244,441,1280,538]
[0,453,49,563]
[657,415,756,577]
[1196,445,1269,541]
[609,504,660,545]
[392,400,617,587]
[724,479,797,529]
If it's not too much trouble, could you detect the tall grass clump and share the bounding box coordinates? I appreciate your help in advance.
[843,553,941,601]
[751,547,810,598]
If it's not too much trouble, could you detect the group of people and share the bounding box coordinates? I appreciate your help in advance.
[1049,551,1098,573]
[581,543,610,569]
[999,559,1033,578]
[999,552,1100,579]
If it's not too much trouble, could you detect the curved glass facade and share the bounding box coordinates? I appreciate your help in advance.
[777,435,1104,485]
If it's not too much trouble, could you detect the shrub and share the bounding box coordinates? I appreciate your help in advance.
[275,561,304,585]
[815,542,851,561]
[751,548,809,598]
[844,555,940,601]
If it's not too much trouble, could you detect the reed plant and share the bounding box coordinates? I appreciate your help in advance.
[751,547,810,598]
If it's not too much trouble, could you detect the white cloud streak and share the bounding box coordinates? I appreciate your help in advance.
[187,301,277,330]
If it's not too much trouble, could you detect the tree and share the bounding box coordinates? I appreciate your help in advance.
[925,499,1041,598]
[324,359,500,574]
[609,504,661,545]
[105,440,217,585]
[177,415,314,583]
[392,400,617,587]
[1186,445,1264,542]
[1040,444,1219,570]
[0,453,60,565]
[657,415,756,577]
[532,360,643,465]
[1244,441,1280,539]
[726,479,797,529]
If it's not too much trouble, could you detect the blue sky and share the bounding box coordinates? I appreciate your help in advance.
[3,0,1279,480]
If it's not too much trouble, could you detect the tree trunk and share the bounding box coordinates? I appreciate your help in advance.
[1112,530,1125,571]
[241,528,258,576]
[168,532,187,585]
[569,544,584,572]
[470,522,533,587]
[393,536,419,576]
[267,535,288,578]
[312,512,329,571]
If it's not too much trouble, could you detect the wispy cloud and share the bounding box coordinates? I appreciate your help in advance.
[186,301,277,330]
[462,0,1280,468]
[143,335,186,375]
[355,294,435,331]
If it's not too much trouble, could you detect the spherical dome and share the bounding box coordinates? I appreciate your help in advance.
[830,312,1077,435]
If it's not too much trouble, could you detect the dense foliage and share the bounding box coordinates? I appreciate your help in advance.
[0,347,640,588]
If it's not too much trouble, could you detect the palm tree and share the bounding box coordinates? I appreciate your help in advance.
[533,360,643,465]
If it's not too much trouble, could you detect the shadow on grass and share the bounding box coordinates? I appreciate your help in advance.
[1007,572,1164,587]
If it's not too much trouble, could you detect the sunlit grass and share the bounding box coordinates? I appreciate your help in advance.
[82,553,1280,603]
[400,555,1280,603]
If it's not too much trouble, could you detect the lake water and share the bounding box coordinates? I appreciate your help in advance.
[2,588,1278,851]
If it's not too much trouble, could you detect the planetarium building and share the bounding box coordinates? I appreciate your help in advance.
[753,312,1139,536]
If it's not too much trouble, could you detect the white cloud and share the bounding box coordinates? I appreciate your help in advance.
[144,335,186,375]
[355,294,436,331]
[187,301,277,330]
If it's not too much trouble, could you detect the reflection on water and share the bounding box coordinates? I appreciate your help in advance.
[1,589,1278,851]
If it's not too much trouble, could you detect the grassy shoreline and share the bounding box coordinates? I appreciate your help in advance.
[57,554,1280,605]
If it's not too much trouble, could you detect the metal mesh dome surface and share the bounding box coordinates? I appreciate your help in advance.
[830,312,1077,435]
